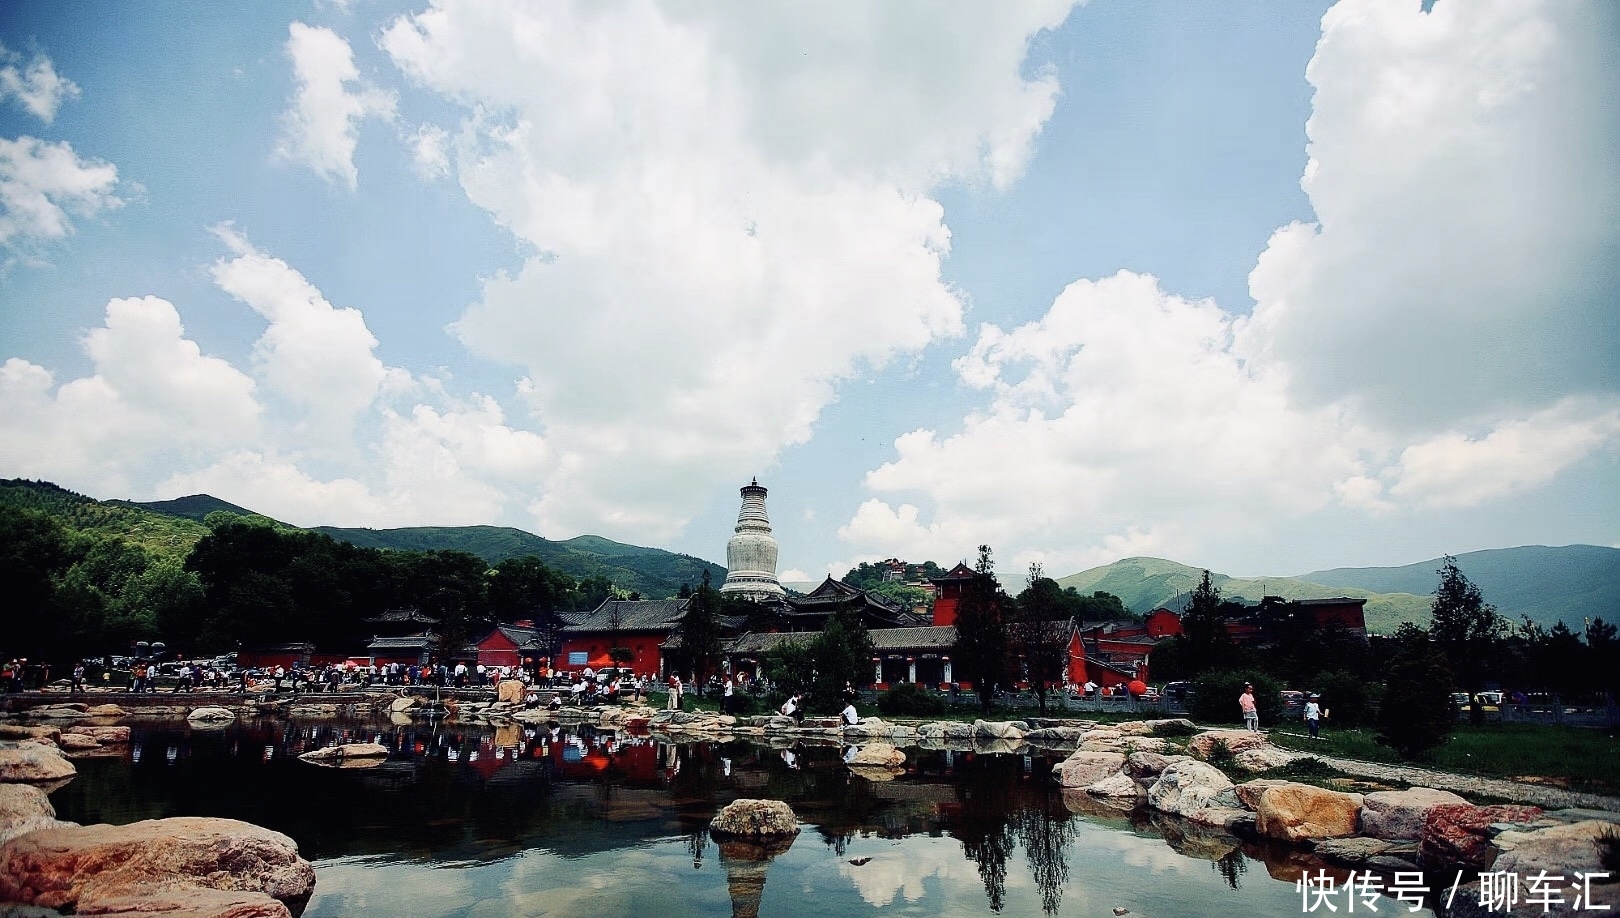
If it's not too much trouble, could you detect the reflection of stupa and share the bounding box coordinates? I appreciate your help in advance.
[720,479,787,601]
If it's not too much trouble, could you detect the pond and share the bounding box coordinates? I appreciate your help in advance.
[46,717,1435,918]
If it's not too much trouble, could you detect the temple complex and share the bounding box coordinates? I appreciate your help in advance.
[719,478,787,601]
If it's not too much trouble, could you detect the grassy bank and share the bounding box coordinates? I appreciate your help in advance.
[1270,723,1620,796]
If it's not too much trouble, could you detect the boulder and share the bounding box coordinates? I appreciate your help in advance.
[496,680,526,704]
[1232,745,1296,771]
[1187,730,1270,759]
[1055,751,1127,789]
[1146,761,1236,818]
[1023,726,1085,746]
[1234,778,1293,811]
[185,706,236,723]
[1142,718,1198,735]
[56,733,102,752]
[1086,770,1143,798]
[298,743,389,763]
[918,721,974,740]
[1312,837,1395,865]
[846,743,905,768]
[1360,787,1471,841]
[82,704,128,718]
[0,817,314,915]
[389,696,419,713]
[1126,752,1188,782]
[709,799,800,838]
[1248,782,1363,842]
[0,784,70,846]
[1420,804,1545,870]
[972,720,1026,740]
[1114,720,1155,736]
[25,705,87,720]
[1492,820,1614,877]
[0,726,62,745]
[68,725,130,744]
[0,745,76,784]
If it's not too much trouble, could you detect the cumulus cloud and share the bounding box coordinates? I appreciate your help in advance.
[0,42,79,123]
[209,224,388,444]
[840,0,1620,574]
[408,122,450,179]
[275,22,395,189]
[379,1,1075,541]
[0,136,122,250]
[0,297,260,494]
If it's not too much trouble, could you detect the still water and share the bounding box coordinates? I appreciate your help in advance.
[46,717,1423,918]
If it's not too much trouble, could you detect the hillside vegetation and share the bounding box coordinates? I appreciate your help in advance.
[3,479,208,563]
[1057,549,1616,634]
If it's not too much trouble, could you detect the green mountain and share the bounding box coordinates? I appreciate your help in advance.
[1057,546,1619,635]
[311,526,725,600]
[1,479,209,563]
[1056,556,1433,635]
[1301,545,1620,630]
[124,494,263,524]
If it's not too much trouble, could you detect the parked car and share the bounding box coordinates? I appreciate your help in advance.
[1280,690,1306,715]
[1161,681,1195,705]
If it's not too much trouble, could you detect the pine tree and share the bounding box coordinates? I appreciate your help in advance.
[1376,625,1456,758]
[1428,556,1507,725]
[952,545,1010,715]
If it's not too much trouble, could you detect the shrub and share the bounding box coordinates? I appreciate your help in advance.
[1599,827,1618,873]
[876,682,947,717]
[1375,626,1456,759]
[1188,670,1283,727]
[1315,670,1376,728]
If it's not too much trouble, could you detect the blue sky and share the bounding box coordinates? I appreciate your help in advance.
[2,0,1617,585]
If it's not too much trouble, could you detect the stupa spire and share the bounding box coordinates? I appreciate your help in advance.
[721,479,786,600]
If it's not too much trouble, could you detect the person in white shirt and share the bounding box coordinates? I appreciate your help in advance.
[1303,694,1323,739]
[840,702,860,727]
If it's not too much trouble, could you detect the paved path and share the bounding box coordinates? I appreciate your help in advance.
[1269,731,1620,812]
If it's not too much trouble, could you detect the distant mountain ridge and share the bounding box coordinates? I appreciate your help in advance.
[1057,546,1620,634]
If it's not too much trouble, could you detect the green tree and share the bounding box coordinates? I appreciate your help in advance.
[1012,564,1072,714]
[675,569,725,688]
[1428,556,1508,725]
[1173,570,1232,678]
[953,545,1010,715]
[1376,624,1456,759]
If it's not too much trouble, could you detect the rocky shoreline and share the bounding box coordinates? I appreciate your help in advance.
[2,687,1615,916]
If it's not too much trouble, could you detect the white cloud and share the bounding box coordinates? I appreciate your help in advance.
[1239,0,1620,431]
[1389,398,1620,508]
[379,1,1076,542]
[841,0,1620,575]
[0,297,260,494]
[275,22,395,189]
[408,123,450,179]
[209,225,388,445]
[0,42,80,123]
[0,136,122,250]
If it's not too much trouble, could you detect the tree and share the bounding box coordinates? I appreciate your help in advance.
[675,569,725,689]
[952,545,1010,715]
[1172,570,1232,678]
[1376,624,1456,759]
[1428,556,1508,725]
[1012,564,1072,715]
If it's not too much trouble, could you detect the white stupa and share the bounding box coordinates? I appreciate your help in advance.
[720,478,787,601]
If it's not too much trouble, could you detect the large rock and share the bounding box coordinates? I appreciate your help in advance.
[389,696,419,713]
[1187,730,1270,759]
[1086,770,1143,798]
[82,704,128,718]
[0,784,71,845]
[1420,803,1544,870]
[496,680,526,704]
[1146,760,1236,818]
[0,725,63,745]
[1126,752,1189,782]
[846,743,905,768]
[1312,837,1395,865]
[298,743,389,763]
[1234,778,1293,811]
[1248,782,1363,842]
[68,725,130,744]
[1232,745,1297,771]
[1360,787,1471,841]
[709,799,801,838]
[1055,751,1127,788]
[972,720,1026,740]
[186,706,236,723]
[0,816,315,915]
[56,733,103,752]
[1492,820,1614,877]
[0,745,76,784]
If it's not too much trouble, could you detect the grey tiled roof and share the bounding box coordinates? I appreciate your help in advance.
[870,626,956,650]
[366,633,440,651]
[561,598,689,633]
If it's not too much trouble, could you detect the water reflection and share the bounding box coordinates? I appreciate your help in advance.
[45,717,1432,918]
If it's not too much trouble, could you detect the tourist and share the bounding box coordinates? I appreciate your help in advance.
[721,676,735,715]
[840,701,860,727]
[272,666,285,693]
[780,693,803,725]
[1239,683,1259,732]
[71,662,85,693]
[668,674,683,711]
[1303,693,1322,740]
